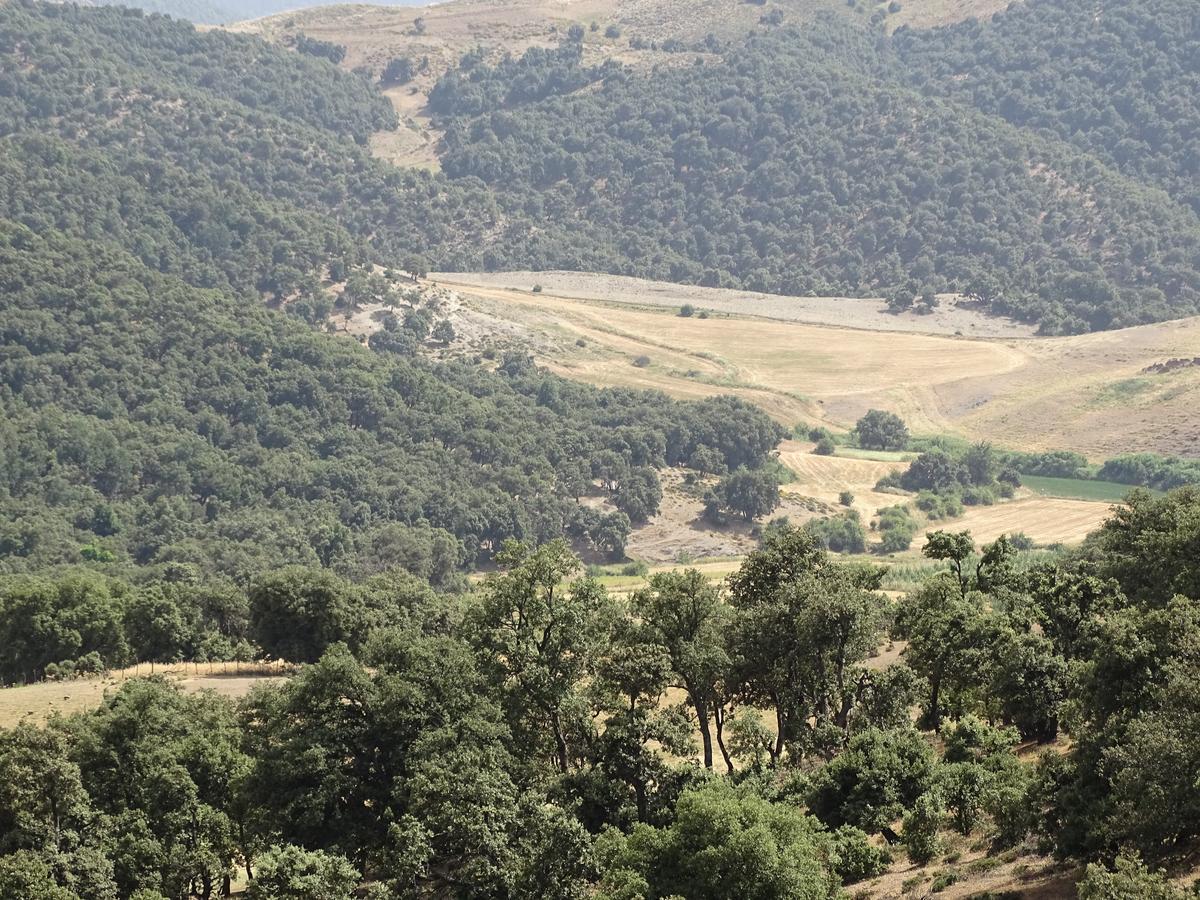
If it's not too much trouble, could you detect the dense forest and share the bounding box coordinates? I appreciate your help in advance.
[427,3,1200,333]
[3,495,1200,897]
[0,2,783,577]
[3,2,1200,897]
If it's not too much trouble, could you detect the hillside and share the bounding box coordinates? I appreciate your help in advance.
[433,272,1200,459]
[79,0,425,25]
[237,0,1200,334]
[0,3,782,578]
[3,4,1200,900]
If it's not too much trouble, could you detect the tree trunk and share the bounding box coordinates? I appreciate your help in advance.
[634,780,649,823]
[694,698,714,770]
[551,710,570,773]
[771,703,786,767]
[714,704,735,774]
[928,670,942,732]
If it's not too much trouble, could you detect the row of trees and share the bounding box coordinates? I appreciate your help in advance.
[3,488,1199,896]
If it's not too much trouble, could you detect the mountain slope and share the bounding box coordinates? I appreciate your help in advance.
[0,3,784,578]
[80,0,426,26]
[426,23,1200,332]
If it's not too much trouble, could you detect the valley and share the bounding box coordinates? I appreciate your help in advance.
[426,271,1200,460]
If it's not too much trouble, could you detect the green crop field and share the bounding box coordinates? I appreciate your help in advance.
[1021,475,1145,502]
[835,447,919,462]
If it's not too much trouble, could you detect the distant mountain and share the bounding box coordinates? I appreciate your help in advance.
[82,0,428,25]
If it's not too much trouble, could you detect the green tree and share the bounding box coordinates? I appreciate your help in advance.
[715,467,781,521]
[632,569,732,771]
[248,568,357,663]
[854,410,909,451]
[597,781,841,900]
[806,728,936,833]
[469,540,617,773]
[246,845,358,900]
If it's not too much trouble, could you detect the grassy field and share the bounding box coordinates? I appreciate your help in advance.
[1021,474,1143,503]
[438,273,1200,460]
[0,662,290,728]
[833,447,918,462]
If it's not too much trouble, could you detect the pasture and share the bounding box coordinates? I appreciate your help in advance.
[437,272,1200,460]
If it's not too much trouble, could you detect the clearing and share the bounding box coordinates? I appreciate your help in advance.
[431,272,1200,459]
[0,662,290,728]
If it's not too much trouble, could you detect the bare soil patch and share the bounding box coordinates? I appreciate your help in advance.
[443,271,1038,339]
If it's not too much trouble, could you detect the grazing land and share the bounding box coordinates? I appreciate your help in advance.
[1021,474,1147,503]
[0,662,289,728]
[432,272,1200,459]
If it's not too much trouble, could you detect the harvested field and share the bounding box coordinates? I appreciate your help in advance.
[0,662,290,727]
[949,497,1113,546]
[450,271,1037,338]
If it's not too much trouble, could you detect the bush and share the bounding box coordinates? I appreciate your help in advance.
[807,512,867,554]
[1077,852,1188,900]
[605,24,622,39]
[902,793,943,865]
[814,436,837,456]
[1008,532,1035,551]
[829,825,891,884]
[915,491,963,520]
[960,485,996,506]
[381,56,415,84]
[632,355,651,368]
[876,505,917,553]
[839,490,854,506]
[532,283,543,292]
[679,303,695,317]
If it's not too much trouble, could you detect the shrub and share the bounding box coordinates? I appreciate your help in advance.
[902,793,943,865]
[839,490,855,506]
[679,303,695,317]
[829,825,891,884]
[1077,852,1188,900]
[632,355,651,368]
[876,505,917,553]
[532,283,543,293]
[1008,532,1035,551]
[960,485,996,506]
[915,491,963,520]
[814,436,837,455]
[808,512,867,553]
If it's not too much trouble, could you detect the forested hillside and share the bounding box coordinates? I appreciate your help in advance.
[2,2,1200,898]
[0,2,782,578]
[81,0,424,25]
[424,5,1200,333]
[4,501,1200,897]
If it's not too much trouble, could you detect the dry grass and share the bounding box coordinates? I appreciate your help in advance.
[950,497,1112,546]
[436,272,1200,459]
[0,662,290,728]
